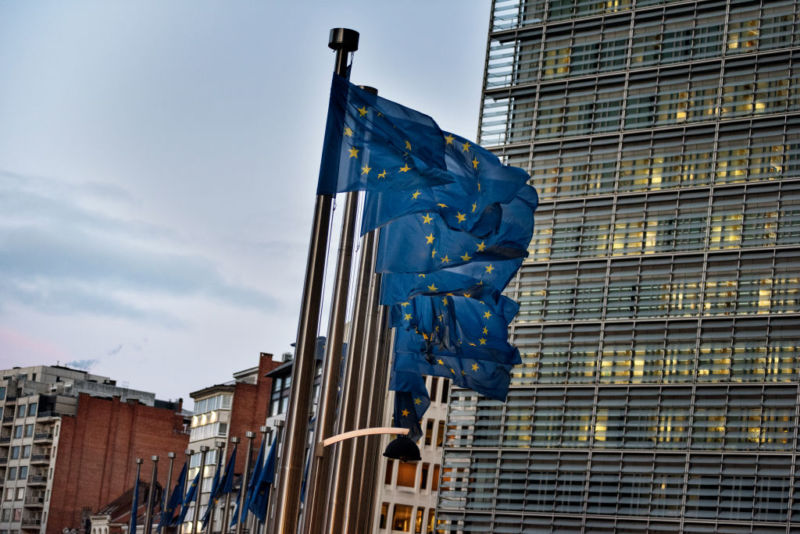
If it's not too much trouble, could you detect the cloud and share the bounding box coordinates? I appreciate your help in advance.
[0,170,279,321]
[65,359,99,370]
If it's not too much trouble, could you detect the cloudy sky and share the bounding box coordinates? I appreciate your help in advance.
[0,1,490,404]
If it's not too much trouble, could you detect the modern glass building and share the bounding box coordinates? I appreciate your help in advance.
[437,1,800,532]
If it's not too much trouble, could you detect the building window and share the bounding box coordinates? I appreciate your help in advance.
[436,421,445,447]
[426,509,435,534]
[391,504,412,532]
[12,509,20,522]
[384,460,394,485]
[21,446,30,459]
[18,466,27,481]
[396,462,416,488]
[13,425,22,439]
[7,467,16,481]
[0,387,5,400]
[16,405,25,418]
[414,508,424,534]
[0,508,9,521]
[420,463,429,490]
[431,465,440,491]
[4,489,13,501]
[27,403,36,417]
[440,380,449,403]
[379,502,388,529]
[24,424,33,438]
[10,446,19,459]
[14,488,23,501]
[424,421,434,446]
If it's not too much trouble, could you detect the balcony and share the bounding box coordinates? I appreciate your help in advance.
[0,456,6,465]
[24,496,44,508]
[0,436,9,444]
[2,414,13,423]
[20,518,42,529]
[27,475,47,486]
[30,454,49,464]
[33,433,52,443]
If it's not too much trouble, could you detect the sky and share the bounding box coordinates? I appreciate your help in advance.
[0,1,491,404]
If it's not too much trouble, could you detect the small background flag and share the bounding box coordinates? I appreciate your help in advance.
[158,461,187,532]
[249,440,277,522]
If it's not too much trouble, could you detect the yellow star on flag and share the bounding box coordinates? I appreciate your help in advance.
[404,313,412,321]
[348,147,359,158]
[344,126,353,137]
[444,134,455,145]
[425,233,435,245]
[479,338,487,345]
[378,170,387,179]
[482,326,488,335]
[485,264,495,274]
[414,397,422,405]
[401,409,410,417]
[411,190,421,199]
[472,202,477,213]
[357,106,368,117]
[405,140,412,151]
[422,213,433,224]
[399,163,411,173]
[431,248,437,258]
[472,157,479,169]
[361,165,371,175]
[427,283,438,292]
[476,241,486,252]
[472,363,479,371]
[462,141,471,152]
[401,302,410,307]
[483,311,492,319]
[450,368,456,374]
[460,252,472,262]
[440,255,450,264]
[456,212,466,223]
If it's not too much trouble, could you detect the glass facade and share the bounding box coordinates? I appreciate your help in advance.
[437,0,800,532]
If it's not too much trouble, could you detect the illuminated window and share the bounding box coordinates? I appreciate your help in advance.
[391,504,412,532]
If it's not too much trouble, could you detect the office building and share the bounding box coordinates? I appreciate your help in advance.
[0,365,188,534]
[183,353,283,534]
[372,377,450,534]
[437,1,800,532]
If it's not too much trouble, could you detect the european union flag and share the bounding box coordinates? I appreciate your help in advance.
[390,368,430,442]
[249,439,276,522]
[392,295,522,365]
[317,74,453,196]
[361,131,532,234]
[175,471,200,526]
[379,257,523,306]
[241,438,266,525]
[202,445,237,528]
[129,469,140,534]
[375,184,537,274]
[158,461,186,532]
[394,350,513,401]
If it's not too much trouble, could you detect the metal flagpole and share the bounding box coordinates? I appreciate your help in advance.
[235,432,255,534]
[208,441,225,533]
[144,455,159,534]
[324,229,377,534]
[221,438,238,534]
[342,230,382,532]
[354,305,392,532]
[252,426,267,534]
[161,452,176,533]
[271,27,359,534]
[131,458,143,533]
[193,446,210,534]
[181,449,194,532]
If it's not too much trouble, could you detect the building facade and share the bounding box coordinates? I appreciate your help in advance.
[437,1,800,532]
[183,353,282,534]
[372,377,450,534]
[0,365,188,534]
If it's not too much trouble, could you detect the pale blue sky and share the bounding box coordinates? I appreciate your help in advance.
[0,1,490,402]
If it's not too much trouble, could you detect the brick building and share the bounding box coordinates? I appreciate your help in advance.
[0,365,189,534]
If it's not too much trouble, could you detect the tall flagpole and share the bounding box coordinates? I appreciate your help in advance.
[342,231,382,532]
[207,441,225,533]
[221,438,238,534]
[161,452,176,533]
[193,446,210,534]
[144,455,159,534]
[324,229,378,534]
[235,432,255,534]
[354,305,392,531]
[271,27,359,534]
[182,449,194,532]
[131,458,143,534]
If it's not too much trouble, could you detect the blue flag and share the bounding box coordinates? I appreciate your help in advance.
[175,471,200,526]
[248,440,277,522]
[375,185,537,274]
[394,349,513,402]
[220,445,237,495]
[390,369,430,442]
[317,74,453,197]
[240,438,266,525]
[129,469,141,534]
[362,131,531,234]
[158,461,187,532]
[380,257,523,306]
[391,295,521,365]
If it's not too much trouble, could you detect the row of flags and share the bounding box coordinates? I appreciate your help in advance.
[318,73,538,441]
[129,438,276,533]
